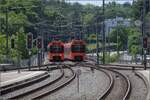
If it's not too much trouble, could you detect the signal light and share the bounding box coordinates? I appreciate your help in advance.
[143,37,148,48]
[0,18,5,33]
[11,38,15,48]
[37,37,42,49]
[146,0,150,14]
[27,33,33,49]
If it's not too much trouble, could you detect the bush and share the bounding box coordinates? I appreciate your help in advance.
[110,54,119,63]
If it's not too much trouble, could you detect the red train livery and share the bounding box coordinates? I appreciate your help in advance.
[64,40,86,61]
[47,41,64,61]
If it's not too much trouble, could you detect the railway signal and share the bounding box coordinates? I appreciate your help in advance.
[11,38,15,49]
[27,33,33,49]
[0,18,5,33]
[145,0,150,14]
[143,37,148,70]
[37,36,43,49]
[143,37,148,49]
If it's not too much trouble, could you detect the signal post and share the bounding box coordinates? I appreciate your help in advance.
[27,32,33,71]
[143,37,148,70]
[37,36,43,70]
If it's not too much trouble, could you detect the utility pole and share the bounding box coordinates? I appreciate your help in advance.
[102,0,106,64]
[142,0,147,70]
[5,8,9,62]
[108,27,111,63]
[117,20,119,56]
[96,22,99,65]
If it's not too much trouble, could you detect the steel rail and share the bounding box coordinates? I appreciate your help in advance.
[6,66,64,99]
[95,68,114,99]
[134,72,149,100]
[31,65,76,100]
[86,57,150,69]
[76,62,131,100]
[0,72,49,95]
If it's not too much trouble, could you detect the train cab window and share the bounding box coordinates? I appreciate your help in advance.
[71,45,85,53]
[49,45,64,53]
[47,46,50,51]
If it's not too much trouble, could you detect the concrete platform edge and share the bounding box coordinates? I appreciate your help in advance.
[1,71,47,88]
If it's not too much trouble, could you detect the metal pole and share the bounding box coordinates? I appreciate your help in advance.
[108,27,110,63]
[40,50,42,66]
[38,50,40,69]
[143,0,147,70]
[77,74,79,93]
[117,24,119,56]
[96,23,99,65]
[144,49,147,70]
[6,8,9,62]
[102,0,105,64]
[17,51,20,73]
[29,50,31,71]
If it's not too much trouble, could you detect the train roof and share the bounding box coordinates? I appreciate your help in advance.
[48,41,64,46]
[65,39,86,46]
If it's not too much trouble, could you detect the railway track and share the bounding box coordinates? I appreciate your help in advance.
[98,66,131,100]
[84,59,148,100]
[35,62,147,100]
[1,65,65,99]
[31,65,76,100]
[87,57,150,70]
[1,60,148,100]
[0,72,49,95]
[43,63,114,100]
[75,62,131,100]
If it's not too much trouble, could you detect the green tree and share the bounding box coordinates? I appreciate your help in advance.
[132,0,143,20]
[132,0,150,20]
[110,25,128,54]
[128,28,141,57]
[0,33,14,62]
[15,32,28,59]
[105,2,132,19]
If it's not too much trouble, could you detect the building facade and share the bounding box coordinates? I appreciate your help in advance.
[104,17,131,36]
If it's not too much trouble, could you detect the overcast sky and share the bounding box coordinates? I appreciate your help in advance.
[65,0,133,6]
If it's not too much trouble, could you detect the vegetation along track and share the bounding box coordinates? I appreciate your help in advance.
[77,62,131,100]
[2,65,64,99]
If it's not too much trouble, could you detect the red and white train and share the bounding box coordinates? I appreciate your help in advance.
[47,40,86,62]
[47,41,64,61]
[64,40,86,61]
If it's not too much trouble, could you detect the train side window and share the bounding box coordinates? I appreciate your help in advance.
[71,45,85,53]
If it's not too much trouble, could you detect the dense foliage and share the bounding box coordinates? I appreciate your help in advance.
[0,0,149,61]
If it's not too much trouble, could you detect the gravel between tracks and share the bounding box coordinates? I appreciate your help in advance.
[42,66,111,100]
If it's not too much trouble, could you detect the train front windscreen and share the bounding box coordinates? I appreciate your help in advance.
[71,45,85,53]
[49,45,64,53]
